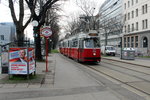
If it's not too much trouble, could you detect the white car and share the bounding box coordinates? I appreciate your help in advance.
[101,46,116,56]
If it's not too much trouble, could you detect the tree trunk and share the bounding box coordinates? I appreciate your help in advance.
[16,29,24,47]
[35,30,42,60]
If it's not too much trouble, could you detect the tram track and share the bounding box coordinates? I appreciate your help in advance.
[102,57,150,68]
[102,59,150,75]
[80,60,150,97]
[59,54,150,97]
[84,63,150,96]
[99,62,150,82]
[98,65,150,82]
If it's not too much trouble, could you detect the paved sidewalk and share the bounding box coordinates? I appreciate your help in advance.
[0,54,55,89]
[102,56,150,68]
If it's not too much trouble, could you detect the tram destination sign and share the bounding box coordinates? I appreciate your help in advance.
[88,33,98,36]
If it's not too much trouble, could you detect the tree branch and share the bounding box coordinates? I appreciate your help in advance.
[9,0,18,24]
[19,0,24,27]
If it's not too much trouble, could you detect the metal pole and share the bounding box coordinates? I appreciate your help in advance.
[46,38,48,72]
[120,36,122,59]
[33,27,37,75]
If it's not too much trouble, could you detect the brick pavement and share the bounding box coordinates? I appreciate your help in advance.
[0,54,55,89]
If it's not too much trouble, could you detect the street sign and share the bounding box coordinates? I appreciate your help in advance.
[40,27,52,72]
[40,27,52,38]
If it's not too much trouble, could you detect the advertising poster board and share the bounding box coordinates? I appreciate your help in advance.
[2,52,9,66]
[0,57,1,74]
[9,48,28,74]
[28,48,35,74]
[1,45,9,74]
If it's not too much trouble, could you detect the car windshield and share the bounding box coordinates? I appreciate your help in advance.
[106,47,115,50]
[84,38,100,48]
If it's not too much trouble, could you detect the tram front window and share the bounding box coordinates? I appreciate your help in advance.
[84,38,100,48]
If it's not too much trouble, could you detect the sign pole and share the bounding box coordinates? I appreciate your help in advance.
[46,38,49,72]
[40,26,52,72]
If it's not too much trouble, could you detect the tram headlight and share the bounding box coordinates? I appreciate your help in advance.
[93,53,96,56]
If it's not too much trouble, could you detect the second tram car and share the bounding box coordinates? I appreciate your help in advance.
[59,31,101,63]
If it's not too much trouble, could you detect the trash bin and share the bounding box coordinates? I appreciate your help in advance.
[121,48,135,60]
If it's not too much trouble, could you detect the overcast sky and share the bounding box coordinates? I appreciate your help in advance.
[0,0,105,39]
[0,0,105,22]
[62,0,105,15]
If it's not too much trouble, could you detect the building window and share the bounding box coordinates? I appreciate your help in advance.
[124,26,127,33]
[145,19,148,29]
[143,37,148,48]
[142,19,148,29]
[127,37,130,47]
[124,3,126,9]
[132,0,134,5]
[124,37,126,47]
[142,5,144,14]
[128,12,130,20]
[145,4,148,13]
[128,1,130,8]
[131,37,134,47]
[136,9,138,17]
[132,11,134,18]
[124,14,127,21]
[132,23,134,31]
[128,25,130,32]
[142,20,144,29]
[142,4,148,14]
[136,22,138,31]
[135,36,138,47]
[0,35,4,40]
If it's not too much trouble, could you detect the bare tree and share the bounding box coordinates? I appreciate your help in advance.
[8,0,66,60]
[99,14,124,56]
[64,13,81,36]
[99,14,124,46]
[45,9,60,50]
[76,0,100,32]
[76,0,96,16]
[8,0,36,46]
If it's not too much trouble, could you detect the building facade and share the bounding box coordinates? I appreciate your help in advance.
[0,22,16,45]
[99,0,123,50]
[123,0,150,56]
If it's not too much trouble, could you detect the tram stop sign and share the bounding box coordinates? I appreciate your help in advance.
[40,27,52,38]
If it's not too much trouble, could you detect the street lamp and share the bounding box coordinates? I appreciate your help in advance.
[32,20,38,55]
[32,20,38,48]
[32,20,38,75]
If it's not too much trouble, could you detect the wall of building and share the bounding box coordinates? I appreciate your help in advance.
[0,22,16,45]
[123,0,150,56]
[99,0,123,50]
[98,0,150,56]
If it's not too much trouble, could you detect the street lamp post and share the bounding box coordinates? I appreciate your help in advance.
[32,20,38,57]
[32,20,39,75]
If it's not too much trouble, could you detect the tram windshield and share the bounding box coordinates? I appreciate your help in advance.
[84,38,100,48]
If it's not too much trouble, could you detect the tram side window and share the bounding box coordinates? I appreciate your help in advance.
[72,40,78,47]
[79,40,83,48]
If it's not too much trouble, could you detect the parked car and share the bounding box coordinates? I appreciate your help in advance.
[101,46,116,56]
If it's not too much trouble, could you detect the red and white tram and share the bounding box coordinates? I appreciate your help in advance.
[59,31,101,63]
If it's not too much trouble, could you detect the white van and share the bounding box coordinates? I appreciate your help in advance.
[101,46,116,56]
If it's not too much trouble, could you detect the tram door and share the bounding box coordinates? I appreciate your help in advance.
[78,39,84,61]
